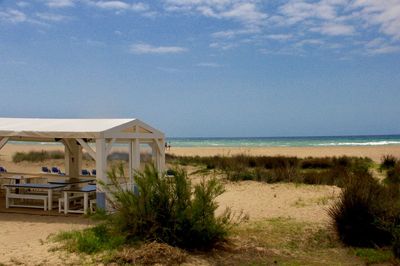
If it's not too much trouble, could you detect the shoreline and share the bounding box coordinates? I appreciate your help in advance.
[1,144,400,163]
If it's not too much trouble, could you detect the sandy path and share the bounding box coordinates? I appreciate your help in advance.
[217,181,340,224]
[0,213,91,265]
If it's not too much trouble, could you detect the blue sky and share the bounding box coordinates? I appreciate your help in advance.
[0,0,399,137]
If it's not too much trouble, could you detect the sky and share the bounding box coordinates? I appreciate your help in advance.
[0,0,400,137]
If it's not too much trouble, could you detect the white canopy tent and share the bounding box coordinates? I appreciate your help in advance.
[0,117,165,209]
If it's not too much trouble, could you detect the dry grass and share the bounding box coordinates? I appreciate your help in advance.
[112,242,188,265]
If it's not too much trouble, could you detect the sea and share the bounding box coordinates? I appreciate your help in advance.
[166,135,400,148]
[7,134,400,148]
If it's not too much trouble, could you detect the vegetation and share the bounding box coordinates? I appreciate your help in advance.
[104,164,234,249]
[53,224,124,254]
[386,161,400,184]
[328,161,400,261]
[380,154,398,171]
[167,154,373,187]
[11,150,152,163]
[328,173,399,247]
[12,150,64,163]
[55,164,234,255]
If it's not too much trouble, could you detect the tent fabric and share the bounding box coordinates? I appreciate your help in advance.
[0,118,141,139]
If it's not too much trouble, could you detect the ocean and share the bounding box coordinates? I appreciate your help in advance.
[166,135,400,147]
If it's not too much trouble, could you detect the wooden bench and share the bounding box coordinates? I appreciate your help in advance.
[89,199,96,213]
[6,193,48,211]
[58,195,84,213]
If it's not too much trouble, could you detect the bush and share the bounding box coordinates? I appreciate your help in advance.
[381,155,397,171]
[329,173,400,247]
[301,157,333,169]
[12,150,65,163]
[104,164,233,250]
[167,154,373,187]
[386,162,400,184]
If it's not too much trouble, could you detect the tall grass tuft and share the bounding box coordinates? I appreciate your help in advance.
[167,154,373,187]
[12,150,64,163]
[380,155,397,171]
[104,164,233,249]
[386,162,400,185]
[329,173,400,248]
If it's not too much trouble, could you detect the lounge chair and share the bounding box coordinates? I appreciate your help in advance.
[0,166,7,173]
[51,167,65,175]
[81,169,91,176]
[41,166,50,173]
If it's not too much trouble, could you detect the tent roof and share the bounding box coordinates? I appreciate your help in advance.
[0,118,164,140]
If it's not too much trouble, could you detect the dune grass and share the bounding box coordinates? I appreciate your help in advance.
[167,154,373,187]
[53,218,397,265]
[12,150,65,163]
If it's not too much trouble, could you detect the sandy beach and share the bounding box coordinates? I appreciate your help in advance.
[2,143,400,163]
[0,143,398,264]
[169,145,400,162]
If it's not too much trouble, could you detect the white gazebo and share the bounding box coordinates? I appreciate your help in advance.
[0,117,165,208]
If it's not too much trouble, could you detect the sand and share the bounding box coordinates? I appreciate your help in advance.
[168,145,400,162]
[0,213,91,265]
[0,144,398,264]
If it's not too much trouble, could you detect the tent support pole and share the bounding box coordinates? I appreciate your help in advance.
[0,137,9,151]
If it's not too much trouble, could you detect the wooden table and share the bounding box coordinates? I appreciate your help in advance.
[63,185,96,214]
[48,178,93,185]
[4,183,66,210]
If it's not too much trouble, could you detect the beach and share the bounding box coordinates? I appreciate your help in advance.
[0,143,399,264]
[169,145,400,162]
[2,143,400,163]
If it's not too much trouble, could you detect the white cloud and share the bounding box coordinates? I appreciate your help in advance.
[278,0,345,25]
[0,9,27,23]
[265,34,293,41]
[196,62,222,67]
[16,2,30,8]
[45,0,75,8]
[352,0,400,40]
[209,41,236,50]
[295,39,325,47]
[313,23,355,36]
[130,43,187,54]
[36,12,69,22]
[164,0,267,26]
[88,1,149,11]
[211,27,259,38]
[364,38,400,55]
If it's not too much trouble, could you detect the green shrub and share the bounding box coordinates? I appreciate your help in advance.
[381,155,397,171]
[166,154,373,186]
[329,174,400,247]
[104,164,233,250]
[12,150,65,163]
[301,157,333,169]
[386,162,400,184]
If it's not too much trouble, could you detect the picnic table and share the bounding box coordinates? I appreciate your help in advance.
[48,178,93,185]
[4,183,66,210]
[62,184,96,214]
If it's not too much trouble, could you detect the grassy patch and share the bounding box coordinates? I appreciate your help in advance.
[12,150,64,163]
[52,224,125,254]
[196,218,358,265]
[167,154,373,187]
[353,248,394,265]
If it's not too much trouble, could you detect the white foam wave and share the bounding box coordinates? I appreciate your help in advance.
[315,141,400,146]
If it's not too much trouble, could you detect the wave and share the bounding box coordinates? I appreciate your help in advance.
[314,141,400,146]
